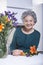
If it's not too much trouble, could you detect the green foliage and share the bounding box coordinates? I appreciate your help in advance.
[0,11,17,58]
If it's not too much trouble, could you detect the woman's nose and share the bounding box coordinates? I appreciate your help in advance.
[27,21,31,24]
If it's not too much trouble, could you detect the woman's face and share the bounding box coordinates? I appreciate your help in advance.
[23,15,35,30]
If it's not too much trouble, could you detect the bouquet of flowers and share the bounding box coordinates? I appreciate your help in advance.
[0,11,17,58]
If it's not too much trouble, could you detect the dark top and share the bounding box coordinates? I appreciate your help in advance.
[10,27,40,53]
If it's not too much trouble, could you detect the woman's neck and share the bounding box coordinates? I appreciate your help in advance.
[21,27,34,34]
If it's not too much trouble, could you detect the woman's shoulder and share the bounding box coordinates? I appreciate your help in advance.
[16,27,21,31]
[34,29,40,36]
[13,27,21,37]
[14,27,21,34]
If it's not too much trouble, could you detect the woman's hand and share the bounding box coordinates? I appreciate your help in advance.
[12,49,23,56]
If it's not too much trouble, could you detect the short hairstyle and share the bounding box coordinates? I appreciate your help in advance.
[21,10,37,23]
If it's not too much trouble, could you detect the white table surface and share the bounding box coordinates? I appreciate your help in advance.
[0,53,43,65]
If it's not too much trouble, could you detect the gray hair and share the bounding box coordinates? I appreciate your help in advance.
[21,10,37,23]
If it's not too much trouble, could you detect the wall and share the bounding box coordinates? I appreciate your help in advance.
[33,4,43,51]
[0,0,7,13]
[32,0,43,5]
[42,4,43,49]
[7,0,32,9]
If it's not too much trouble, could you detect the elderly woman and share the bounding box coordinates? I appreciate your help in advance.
[10,10,40,56]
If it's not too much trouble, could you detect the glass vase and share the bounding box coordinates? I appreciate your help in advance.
[0,37,7,58]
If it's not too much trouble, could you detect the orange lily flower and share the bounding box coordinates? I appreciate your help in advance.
[30,46,37,54]
[0,23,4,32]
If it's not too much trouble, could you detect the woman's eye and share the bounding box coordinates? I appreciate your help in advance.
[24,20,33,22]
[25,20,28,22]
[30,20,32,22]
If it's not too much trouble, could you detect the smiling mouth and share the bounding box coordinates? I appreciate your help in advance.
[26,25,32,27]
